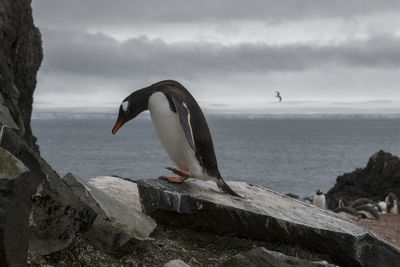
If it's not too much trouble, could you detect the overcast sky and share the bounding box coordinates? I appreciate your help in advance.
[31,0,400,113]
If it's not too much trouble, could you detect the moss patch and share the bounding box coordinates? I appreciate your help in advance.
[0,148,21,177]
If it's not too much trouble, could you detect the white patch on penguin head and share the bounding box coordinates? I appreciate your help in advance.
[121,100,129,112]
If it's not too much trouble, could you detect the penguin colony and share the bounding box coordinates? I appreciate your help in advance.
[301,189,399,220]
[112,80,240,197]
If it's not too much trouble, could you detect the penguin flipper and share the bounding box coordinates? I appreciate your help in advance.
[170,95,196,151]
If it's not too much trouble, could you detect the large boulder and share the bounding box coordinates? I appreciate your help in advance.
[0,0,43,151]
[327,150,400,209]
[64,173,157,255]
[137,178,400,267]
[1,127,96,255]
[223,247,338,267]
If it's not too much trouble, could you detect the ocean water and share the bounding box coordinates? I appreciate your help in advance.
[31,113,400,197]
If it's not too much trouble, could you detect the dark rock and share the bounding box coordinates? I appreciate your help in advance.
[137,178,400,267]
[63,173,156,255]
[0,0,94,260]
[0,147,42,266]
[0,0,43,151]
[327,150,400,209]
[223,247,338,267]
[0,127,96,255]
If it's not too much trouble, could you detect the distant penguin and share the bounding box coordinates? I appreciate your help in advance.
[355,205,380,220]
[337,196,350,208]
[111,80,240,197]
[333,207,364,220]
[350,198,381,213]
[385,193,399,214]
[313,190,326,209]
[377,201,387,214]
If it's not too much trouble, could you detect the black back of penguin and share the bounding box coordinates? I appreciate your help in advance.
[154,80,221,179]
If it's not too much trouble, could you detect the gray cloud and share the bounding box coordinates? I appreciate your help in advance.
[31,1,400,110]
[33,0,400,28]
[40,28,400,80]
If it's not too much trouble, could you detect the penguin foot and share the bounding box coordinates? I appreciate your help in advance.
[159,175,188,183]
[166,167,192,178]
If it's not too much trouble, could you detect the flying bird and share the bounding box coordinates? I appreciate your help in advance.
[275,91,282,102]
[112,80,241,197]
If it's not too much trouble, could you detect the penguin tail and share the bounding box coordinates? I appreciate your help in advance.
[216,177,242,198]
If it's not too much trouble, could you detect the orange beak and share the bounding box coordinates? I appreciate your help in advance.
[112,120,123,135]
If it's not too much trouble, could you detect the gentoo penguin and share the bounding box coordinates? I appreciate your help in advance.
[333,207,364,220]
[377,201,387,214]
[385,193,399,214]
[337,197,350,208]
[111,80,240,197]
[313,190,326,209]
[354,205,380,220]
[350,198,381,213]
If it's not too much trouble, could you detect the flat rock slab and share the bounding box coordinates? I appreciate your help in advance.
[223,247,338,267]
[137,178,400,267]
[87,176,141,211]
[64,173,156,255]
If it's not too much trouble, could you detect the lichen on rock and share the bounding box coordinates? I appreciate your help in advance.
[0,147,29,178]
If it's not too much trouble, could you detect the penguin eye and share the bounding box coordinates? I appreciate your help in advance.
[121,100,129,112]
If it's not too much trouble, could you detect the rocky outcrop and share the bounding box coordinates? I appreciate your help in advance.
[0,147,42,266]
[223,247,338,267]
[0,0,43,151]
[64,173,156,255]
[137,178,400,267]
[1,127,97,257]
[327,150,400,209]
[0,0,98,261]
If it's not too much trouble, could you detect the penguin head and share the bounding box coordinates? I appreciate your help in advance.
[112,90,149,134]
[316,189,323,196]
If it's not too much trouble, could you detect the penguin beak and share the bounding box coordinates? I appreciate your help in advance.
[112,120,124,135]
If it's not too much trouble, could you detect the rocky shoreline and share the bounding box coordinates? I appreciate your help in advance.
[1,1,400,266]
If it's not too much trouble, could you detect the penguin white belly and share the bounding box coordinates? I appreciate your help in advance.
[313,195,326,209]
[148,92,203,177]
[392,201,399,214]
